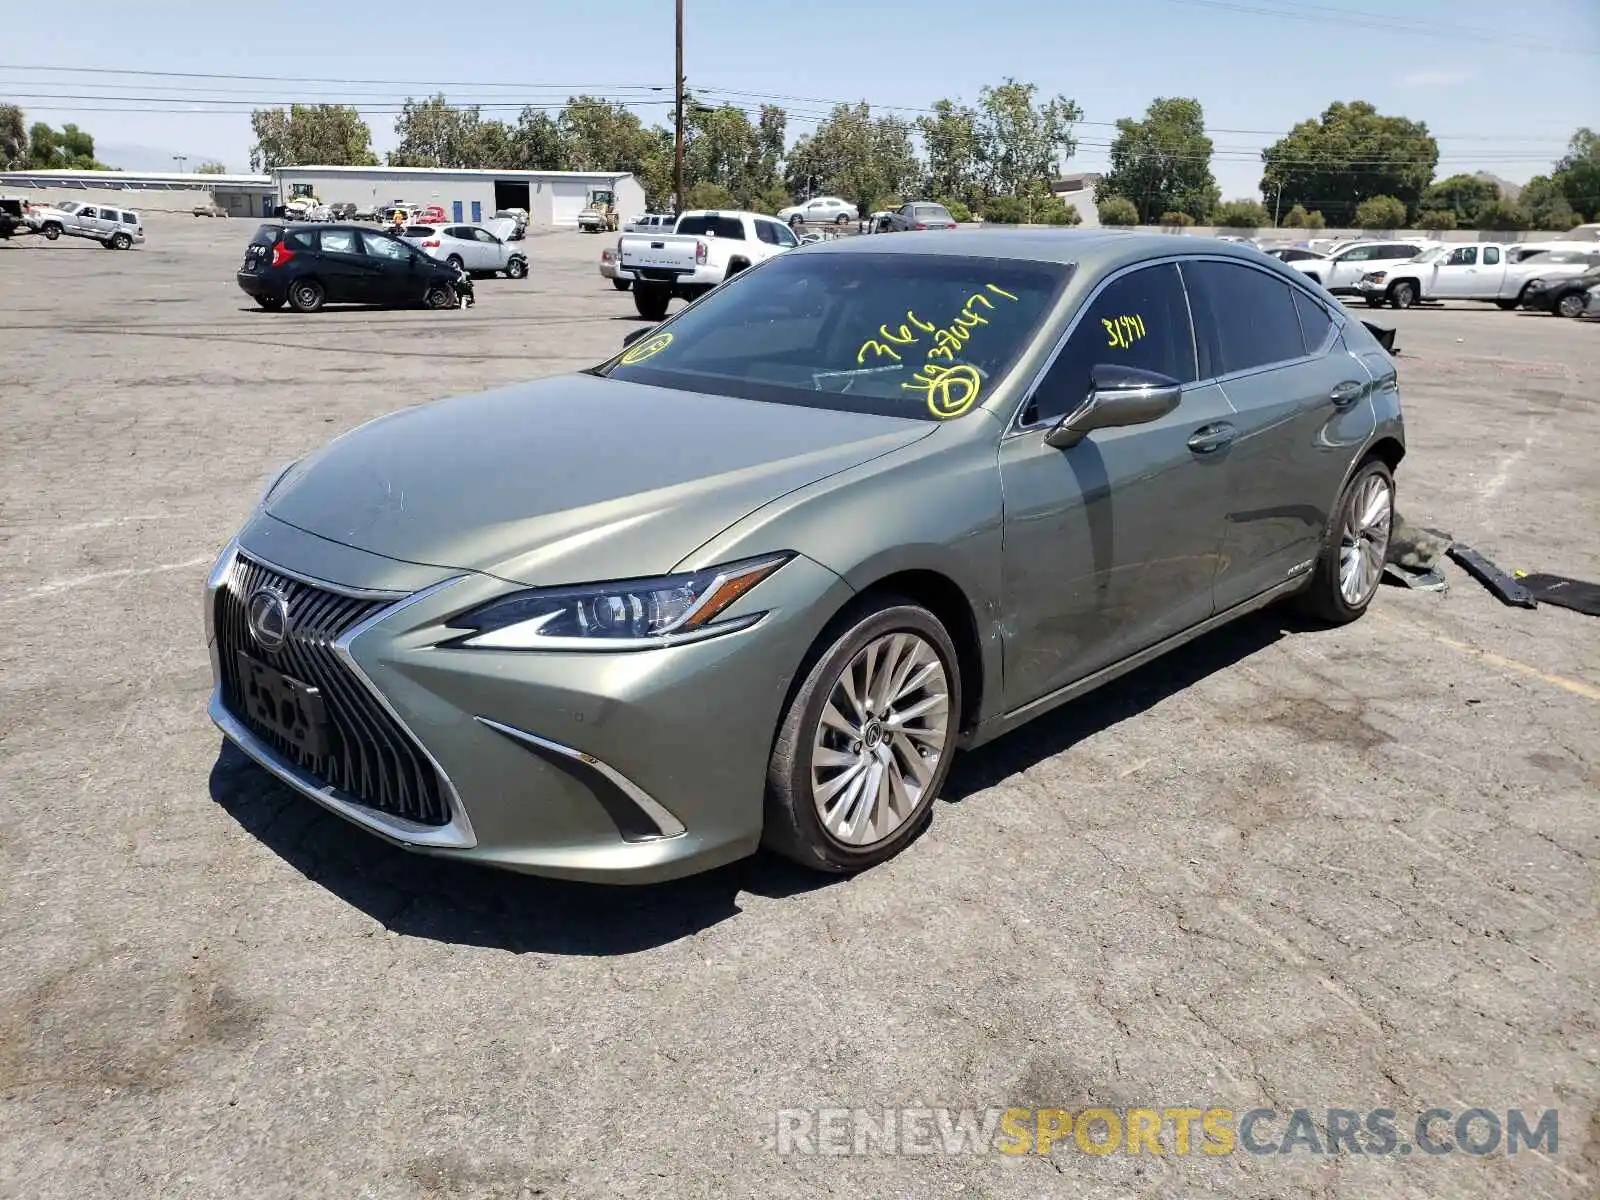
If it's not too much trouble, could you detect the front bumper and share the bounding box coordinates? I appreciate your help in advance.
[1355,277,1387,296]
[204,520,854,883]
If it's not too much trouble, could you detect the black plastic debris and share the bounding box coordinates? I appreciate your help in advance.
[1514,573,1600,618]
[1447,546,1538,608]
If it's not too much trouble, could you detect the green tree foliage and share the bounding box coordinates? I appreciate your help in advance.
[388,94,520,168]
[1260,101,1437,226]
[1417,173,1498,227]
[979,195,1027,224]
[1551,128,1598,220]
[1302,209,1327,229]
[1354,194,1407,229]
[975,78,1082,198]
[510,108,565,171]
[683,181,737,210]
[195,161,227,174]
[250,105,378,171]
[1281,203,1311,227]
[1213,199,1270,229]
[680,100,788,210]
[942,199,972,223]
[1415,209,1457,231]
[557,95,655,174]
[1476,200,1528,231]
[0,103,26,169]
[1097,195,1140,225]
[26,120,106,169]
[784,102,920,219]
[917,99,983,208]
[1159,210,1196,227]
[1097,97,1219,223]
[1517,175,1581,229]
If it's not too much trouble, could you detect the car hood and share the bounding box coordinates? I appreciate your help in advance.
[264,373,933,586]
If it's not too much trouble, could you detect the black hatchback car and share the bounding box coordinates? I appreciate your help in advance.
[238,223,468,312]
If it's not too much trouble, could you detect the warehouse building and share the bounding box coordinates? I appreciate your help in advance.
[269,166,646,229]
[0,169,277,215]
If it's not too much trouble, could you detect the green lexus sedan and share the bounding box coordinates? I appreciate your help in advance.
[205,230,1403,884]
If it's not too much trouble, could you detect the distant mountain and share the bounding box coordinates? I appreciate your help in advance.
[97,143,235,173]
[1474,171,1522,202]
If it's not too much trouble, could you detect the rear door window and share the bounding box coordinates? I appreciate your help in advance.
[1028,262,1197,425]
[676,214,746,239]
[1182,259,1307,377]
[1483,246,1501,265]
[319,228,359,254]
[1292,289,1335,355]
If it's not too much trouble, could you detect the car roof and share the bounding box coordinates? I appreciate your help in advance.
[804,228,1288,275]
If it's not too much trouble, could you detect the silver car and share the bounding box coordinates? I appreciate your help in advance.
[207,231,1403,884]
[403,223,528,278]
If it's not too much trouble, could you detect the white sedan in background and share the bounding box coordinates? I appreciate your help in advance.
[402,222,529,278]
[776,195,858,226]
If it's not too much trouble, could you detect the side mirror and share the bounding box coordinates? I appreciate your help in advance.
[622,325,655,348]
[1044,364,1183,449]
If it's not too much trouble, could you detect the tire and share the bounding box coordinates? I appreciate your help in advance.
[835,213,849,225]
[42,222,61,240]
[255,296,285,311]
[1388,280,1417,309]
[424,283,458,309]
[1556,291,1586,319]
[612,278,631,290]
[111,232,131,250]
[633,284,670,321]
[763,598,961,873]
[505,257,527,279]
[1295,458,1395,626]
[287,279,325,313]
[100,238,117,249]
[446,254,464,271]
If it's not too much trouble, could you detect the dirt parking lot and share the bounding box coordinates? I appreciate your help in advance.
[1,217,1597,1200]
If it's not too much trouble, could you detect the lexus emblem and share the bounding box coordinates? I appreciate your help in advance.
[246,587,291,651]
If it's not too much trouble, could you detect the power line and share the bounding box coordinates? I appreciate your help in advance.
[0,63,670,90]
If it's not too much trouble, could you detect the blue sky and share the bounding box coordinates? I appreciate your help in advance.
[4,0,1595,198]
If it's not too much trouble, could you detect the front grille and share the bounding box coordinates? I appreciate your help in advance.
[216,554,452,827]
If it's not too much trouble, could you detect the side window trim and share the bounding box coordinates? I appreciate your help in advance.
[1009,258,1203,435]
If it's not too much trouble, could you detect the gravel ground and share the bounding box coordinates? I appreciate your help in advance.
[1,217,1596,1200]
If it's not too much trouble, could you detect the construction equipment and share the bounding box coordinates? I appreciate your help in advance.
[577,187,619,234]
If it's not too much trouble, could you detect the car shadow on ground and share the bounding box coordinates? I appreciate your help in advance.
[209,607,1304,956]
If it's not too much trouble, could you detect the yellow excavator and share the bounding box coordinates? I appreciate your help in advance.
[577,187,619,233]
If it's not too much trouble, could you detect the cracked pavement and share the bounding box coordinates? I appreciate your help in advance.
[1,219,1596,1199]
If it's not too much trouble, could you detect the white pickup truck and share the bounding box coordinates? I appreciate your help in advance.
[615,209,802,320]
[1355,242,1600,310]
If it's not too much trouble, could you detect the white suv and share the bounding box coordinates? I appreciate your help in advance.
[32,201,145,249]
[1286,238,1434,295]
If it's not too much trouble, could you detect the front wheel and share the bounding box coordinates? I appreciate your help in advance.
[1389,280,1417,309]
[288,279,325,313]
[42,222,61,240]
[446,254,464,271]
[612,277,631,290]
[763,600,961,873]
[633,283,670,321]
[1295,459,1394,625]
[505,257,527,279]
[1556,292,1586,319]
[256,296,285,311]
[424,283,458,309]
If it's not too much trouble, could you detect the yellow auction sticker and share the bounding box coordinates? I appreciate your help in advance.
[620,331,673,364]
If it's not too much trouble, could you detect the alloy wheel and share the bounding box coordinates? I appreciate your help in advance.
[1557,293,1585,319]
[1337,473,1392,606]
[810,632,950,847]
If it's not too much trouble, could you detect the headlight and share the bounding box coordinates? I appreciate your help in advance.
[257,460,299,506]
[443,552,792,650]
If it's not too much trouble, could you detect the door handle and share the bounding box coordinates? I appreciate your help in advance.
[1187,422,1236,454]
[1329,380,1364,407]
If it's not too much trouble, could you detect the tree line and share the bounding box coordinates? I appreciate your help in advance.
[4,91,1595,232]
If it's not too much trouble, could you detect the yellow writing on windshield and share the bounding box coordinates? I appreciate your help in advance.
[1103,314,1146,351]
[903,362,983,420]
[620,331,674,364]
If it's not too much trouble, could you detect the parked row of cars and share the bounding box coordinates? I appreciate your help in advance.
[1257,235,1600,317]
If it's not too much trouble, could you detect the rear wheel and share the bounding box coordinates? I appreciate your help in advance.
[110,232,131,250]
[1495,299,1518,310]
[1295,458,1394,625]
[633,283,670,321]
[835,213,849,225]
[288,279,325,313]
[612,278,631,290]
[1556,291,1586,319]
[762,599,960,873]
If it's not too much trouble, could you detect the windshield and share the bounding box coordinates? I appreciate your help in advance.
[597,251,1071,421]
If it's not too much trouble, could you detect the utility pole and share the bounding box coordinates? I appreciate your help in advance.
[673,0,684,214]
[172,154,187,172]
